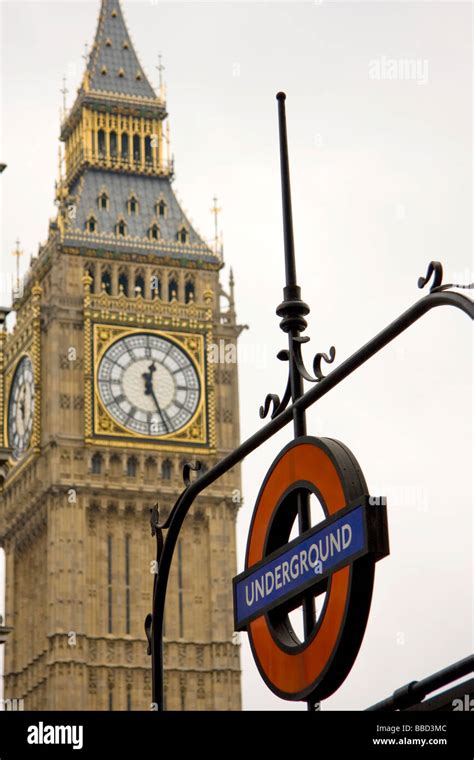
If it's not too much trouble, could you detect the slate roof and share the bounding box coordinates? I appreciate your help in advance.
[62,169,218,262]
[86,0,157,100]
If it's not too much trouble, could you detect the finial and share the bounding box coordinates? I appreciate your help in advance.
[166,120,171,167]
[60,77,69,117]
[12,239,23,293]
[210,196,222,256]
[57,145,64,183]
[229,267,235,310]
[156,53,165,99]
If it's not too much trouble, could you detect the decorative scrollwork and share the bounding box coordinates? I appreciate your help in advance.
[313,346,336,381]
[182,460,202,487]
[259,335,337,419]
[418,260,473,294]
[418,261,443,292]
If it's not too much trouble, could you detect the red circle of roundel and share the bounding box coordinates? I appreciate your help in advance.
[245,436,376,702]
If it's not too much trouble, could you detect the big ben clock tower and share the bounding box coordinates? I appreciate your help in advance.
[0,0,242,710]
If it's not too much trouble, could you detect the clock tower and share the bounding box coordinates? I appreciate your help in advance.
[0,0,242,710]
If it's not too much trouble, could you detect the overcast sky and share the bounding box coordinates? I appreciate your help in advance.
[0,0,472,710]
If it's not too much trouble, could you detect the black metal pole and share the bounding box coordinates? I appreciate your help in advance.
[151,287,473,710]
[366,655,474,711]
[276,93,316,708]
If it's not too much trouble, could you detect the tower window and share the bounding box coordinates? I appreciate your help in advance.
[126,456,137,477]
[185,280,195,303]
[168,277,178,302]
[111,8,117,16]
[118,271,129,295]
[161,459,172,480]
[157,200,167,217]
[118,68,125,78]
[151,274,161,298]
[101,270,111,294]
[178,227,188,244]
[128,195,138,214]
[123,40,129,49]
[98,192,109,210]
[117,220,127,237]
[145,135,152,163]
[121,133,129,160]
[133,135,141,163]
[145,457,157,480]
[135,273,145,296]
[91,452,103,474]
[101,66,107,76]
[98,129,106,158]
[149,224,159,241]
[110,454,121,477]
[86,216,97,233]
[105,38,112,47]
[110,131,118,159]
[85,265,95,291]
[136,71,142,81]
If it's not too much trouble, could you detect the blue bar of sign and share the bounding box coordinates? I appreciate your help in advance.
[234,504,366,629]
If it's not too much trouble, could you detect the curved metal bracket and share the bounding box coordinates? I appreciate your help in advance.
[418,260,474,294]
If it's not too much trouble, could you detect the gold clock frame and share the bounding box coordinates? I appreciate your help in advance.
[1,283,42,478]
[83,275,217,454]
[91,324,208,447]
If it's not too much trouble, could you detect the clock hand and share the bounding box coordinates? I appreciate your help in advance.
[142,362,169,433]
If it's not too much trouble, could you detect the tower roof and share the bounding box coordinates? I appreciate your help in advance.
[86,0,157,101]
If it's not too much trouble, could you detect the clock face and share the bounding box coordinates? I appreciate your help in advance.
[8,355,35,459]
[97,332,201,437]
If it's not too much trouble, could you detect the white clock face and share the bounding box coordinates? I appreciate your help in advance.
[8,355,35,459]
[97,333,201,437]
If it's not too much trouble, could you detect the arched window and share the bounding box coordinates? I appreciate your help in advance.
[98,129,106,158]
[135,273,145,296]
[168,277,178,302]
[157,200,167,217]
[85,265,95,291]
[86,215,97,233]
[145,136,152,164]
[98,192,109,210]
[161,459,173,481]
[91,453,103,474]
[145,457,157,480]
[109,131,118,158]
[110,455,122,478]
[151,274,161,299]
[121,133,129,160]
[149,224,159,241]
[126,456,138,477]
[101,270,111,294]
[133,134,141,163]
[117,220,127,237]
[178,227,188,244]
[185,280,195,303]
[128,195,138,214]
[118,271,129,296]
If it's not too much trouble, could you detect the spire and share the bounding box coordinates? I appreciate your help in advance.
[86,0,157,101]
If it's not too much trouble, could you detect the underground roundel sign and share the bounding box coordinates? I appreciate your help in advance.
[233,436,389,703]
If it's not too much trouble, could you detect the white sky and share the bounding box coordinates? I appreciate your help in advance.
[0,0,472,710]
